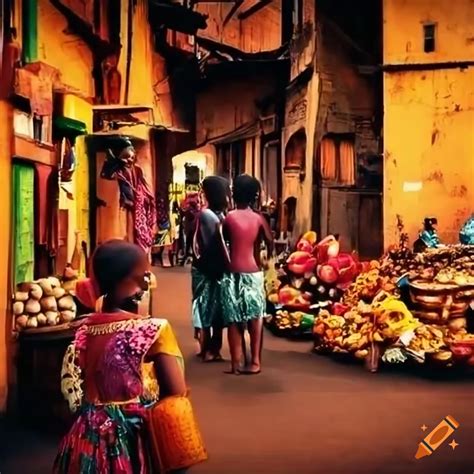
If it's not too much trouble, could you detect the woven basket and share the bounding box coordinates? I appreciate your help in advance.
[409,279,474,323]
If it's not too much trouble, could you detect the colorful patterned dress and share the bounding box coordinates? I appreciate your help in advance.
[54,312,183,474]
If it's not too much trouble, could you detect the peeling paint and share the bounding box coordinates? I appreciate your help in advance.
[450,185,468,198]
[426,170,444,184]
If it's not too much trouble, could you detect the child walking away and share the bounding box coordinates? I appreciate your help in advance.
[222,175,273,374]
[192,176,231,362]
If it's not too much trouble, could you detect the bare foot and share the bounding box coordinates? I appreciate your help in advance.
[241,363,261,375]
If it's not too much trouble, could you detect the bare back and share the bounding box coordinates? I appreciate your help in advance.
[224,208,269,273]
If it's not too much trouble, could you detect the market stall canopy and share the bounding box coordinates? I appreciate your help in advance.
[54,116,88,141]
[149,0,208,35]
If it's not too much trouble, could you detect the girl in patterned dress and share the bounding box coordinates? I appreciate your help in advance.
[54,240,203,473]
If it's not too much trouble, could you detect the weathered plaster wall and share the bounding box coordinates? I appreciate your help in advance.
[197,1,281,52]
[196,74,276,145]
[383,0,474,246]
[282,77,319,240]
[0,100,13,413]
[37,0,94,97]
[384,68,474,245]
[384,0,474,65]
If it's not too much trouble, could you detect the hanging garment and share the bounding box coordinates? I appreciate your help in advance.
[115,166,156,252]
[13,163,35,285]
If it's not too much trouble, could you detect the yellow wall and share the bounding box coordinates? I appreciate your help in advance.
[383,0,474,246]
[0,100,13,412]
[118,0,155,107]
[384,0,474,65]
[37,0,94,97]
[384,68,474,244]
[60,95,93,272]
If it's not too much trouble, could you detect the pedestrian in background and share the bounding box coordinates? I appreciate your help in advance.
[191,176,231,361]
[222,175,273,374]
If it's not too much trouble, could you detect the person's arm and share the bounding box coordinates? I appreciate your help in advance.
[147,321,187,398]
[259,213,274,255]
[154,354,187,398]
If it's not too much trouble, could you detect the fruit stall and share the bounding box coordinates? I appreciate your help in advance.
[265,231,364,337]
[265,230,474,373]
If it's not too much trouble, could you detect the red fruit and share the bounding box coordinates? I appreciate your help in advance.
[317,264,339,284]
[451,345,472,359]
[331,302,349,316]
[287,251,312,275]
[297,240,313,253]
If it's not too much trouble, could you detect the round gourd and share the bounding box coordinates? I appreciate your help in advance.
[29,284,43,300]
[40,296,58,312]
[25,299,41,314]
[52,287,66,299]
[46,311,59,326]
[15,315,29,329]
[26,316,38,329]
[60,310,76,323]
[37,278,54,296]
[14,291,29,302]
[48,276,61,289]
[37,313,47,326]
[58,295,74,310]
[13,301,24,316]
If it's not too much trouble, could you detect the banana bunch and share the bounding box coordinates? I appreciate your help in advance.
[274,310,302,330]
[409,325,447,353]
[343,267,395,306]
[372,296,421,340]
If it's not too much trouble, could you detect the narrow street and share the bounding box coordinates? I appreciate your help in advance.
[3,268,473,474]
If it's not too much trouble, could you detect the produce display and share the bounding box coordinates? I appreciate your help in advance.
[311,244,474,371]
[13,276,78,332]
[265,231,363,335]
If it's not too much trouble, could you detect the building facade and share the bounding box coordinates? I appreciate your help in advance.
[383,0,474,246]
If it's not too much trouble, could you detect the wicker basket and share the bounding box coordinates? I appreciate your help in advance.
[409,279,474,323]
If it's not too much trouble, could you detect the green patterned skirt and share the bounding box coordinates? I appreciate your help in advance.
[221,272,265,325]
[191,267,223,329]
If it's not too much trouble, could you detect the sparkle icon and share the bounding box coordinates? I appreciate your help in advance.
[449,439,459,451]
[421,425,428,432]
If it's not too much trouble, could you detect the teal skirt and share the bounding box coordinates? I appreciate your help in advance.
[191,267,223,329]
[221,272,265,325]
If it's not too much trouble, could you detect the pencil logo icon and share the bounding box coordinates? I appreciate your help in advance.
[415,415,460,459]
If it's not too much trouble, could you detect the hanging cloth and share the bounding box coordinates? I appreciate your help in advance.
[13,163,35,285]
[320,138,337,180]
[339,140,356,186]
[116,165,157,253]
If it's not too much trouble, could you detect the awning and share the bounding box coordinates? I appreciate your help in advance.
[54,116,87,139]
[149,0,208,35]
[208,121,260,145]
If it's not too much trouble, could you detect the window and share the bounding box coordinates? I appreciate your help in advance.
[285,128,306,172]
[319,136,356,186]
[423,23,436,53]
[216,140,246,181]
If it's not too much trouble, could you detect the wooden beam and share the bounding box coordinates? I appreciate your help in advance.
[238,0,272,20]
[223,0,243,26]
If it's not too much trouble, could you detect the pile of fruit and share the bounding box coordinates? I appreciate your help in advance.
[379,245,474,283]
[13,277,77,331]
[265,231,363,336]
[272,310,315,332]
